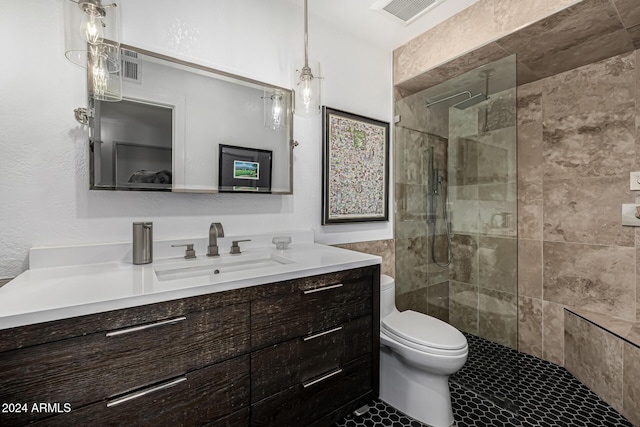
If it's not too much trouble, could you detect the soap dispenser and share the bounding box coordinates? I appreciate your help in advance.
[132,222,153,264]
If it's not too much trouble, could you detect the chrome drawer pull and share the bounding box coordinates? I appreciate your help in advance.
[302,283,343,295]
[303,326,343,341]
[105,316,187,337]
[106,377,187,407]
[302,368,342,388]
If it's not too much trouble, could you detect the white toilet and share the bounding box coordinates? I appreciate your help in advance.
[379,274,468,427]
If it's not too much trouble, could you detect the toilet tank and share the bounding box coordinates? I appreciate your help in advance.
[380,274,398,319]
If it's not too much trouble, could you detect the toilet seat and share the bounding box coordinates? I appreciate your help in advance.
[381,310,467,356]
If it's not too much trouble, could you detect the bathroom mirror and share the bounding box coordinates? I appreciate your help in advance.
[88,44,294,194]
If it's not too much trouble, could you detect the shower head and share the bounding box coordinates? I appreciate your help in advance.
[452,93,487,110]
[425,90,488,109]
[425,91,471,108]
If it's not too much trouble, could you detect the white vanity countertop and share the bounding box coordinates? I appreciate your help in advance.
[0,240,381,330]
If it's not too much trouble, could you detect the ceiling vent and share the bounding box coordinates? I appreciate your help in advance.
[371,0,441,24]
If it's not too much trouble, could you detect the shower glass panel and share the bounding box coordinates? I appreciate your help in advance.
[394,54,517,402]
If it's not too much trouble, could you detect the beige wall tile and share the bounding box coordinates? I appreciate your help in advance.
[450,233,478,285]
[542,176,635,247]
[519,296,543,357]
[394,0,497,85]
[627,324,640,347]
[394,42,510,97]
[333,239,395,277]
[478,236,517,294]
[637,230,640,321]
[517,122,543,182]
[542,52,635,119]
[542,301,565,365]
[613,0,640,29]
[570,308,634,339]
[497,0,624,66]
[394,237,429,294]
[623,342,640,425]
[427,281,450,323]
[543,242,636,320]
[542,112,636,181]
[516,83,543,125]
[518,180,543,240]
[492,0,583,36]
[565,312,624,412]
[637,50,640,171]
[394,0,583,86]
[478,288,518,349]
[518,239,542,299]
[449,280,479,335]
[630,25,640,49]
[396,285,429,314]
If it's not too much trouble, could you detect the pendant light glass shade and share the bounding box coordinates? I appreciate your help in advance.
[264,89,288,130]
[293,59,320,117]
[88,43,122,101]
[64,0,122,102]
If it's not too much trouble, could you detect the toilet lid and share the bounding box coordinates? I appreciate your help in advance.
[381,310,467,351]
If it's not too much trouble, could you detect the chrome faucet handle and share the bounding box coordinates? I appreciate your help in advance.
[172,243,196,259]
[230,239,251,255]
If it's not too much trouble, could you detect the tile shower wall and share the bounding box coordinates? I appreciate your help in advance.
[516,50,639,365]
[393,0,580,86]
[447,86,518,349]
[393,60,518,349]
[393,97,451,321]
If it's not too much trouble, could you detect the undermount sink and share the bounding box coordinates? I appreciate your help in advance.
[153,252,295,282]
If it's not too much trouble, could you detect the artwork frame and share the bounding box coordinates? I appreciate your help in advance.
[218,144,272,193]
[322,106,389,224]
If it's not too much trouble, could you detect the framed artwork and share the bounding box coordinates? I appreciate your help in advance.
[218,144,272,193]
[322,106,389,224]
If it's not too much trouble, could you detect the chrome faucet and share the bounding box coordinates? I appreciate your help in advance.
[207,223,224,257]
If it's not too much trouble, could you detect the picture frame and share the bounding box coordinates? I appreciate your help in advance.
[322,106,390,224]
[218,144,272,193]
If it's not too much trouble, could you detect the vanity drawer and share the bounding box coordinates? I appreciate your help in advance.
[251,355,372,426]
[31,355,250,427]
[0,303,250,426]
[251,275,372,349]
[251,315,372,402]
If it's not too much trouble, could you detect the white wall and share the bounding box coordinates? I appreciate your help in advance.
[0,0,393,278]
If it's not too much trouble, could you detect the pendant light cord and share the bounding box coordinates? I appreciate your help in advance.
[303,0,309,69]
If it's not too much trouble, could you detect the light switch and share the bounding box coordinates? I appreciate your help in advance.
[630,172,640,190]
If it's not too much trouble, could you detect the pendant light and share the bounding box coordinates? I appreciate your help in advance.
[264,89,288,131]
[293,0,321,117]
[64,0,122,102]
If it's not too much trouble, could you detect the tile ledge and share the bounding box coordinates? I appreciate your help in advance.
[565,307,639,348]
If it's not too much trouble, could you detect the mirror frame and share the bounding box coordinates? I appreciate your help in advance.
[88,43,295,195]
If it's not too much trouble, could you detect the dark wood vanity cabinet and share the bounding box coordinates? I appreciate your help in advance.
[0,265,379,426]
[250,267,379,426]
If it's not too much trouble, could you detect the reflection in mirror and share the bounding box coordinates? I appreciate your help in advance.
[89,44,294,194]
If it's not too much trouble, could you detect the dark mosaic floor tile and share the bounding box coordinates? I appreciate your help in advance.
[335,333,633,427]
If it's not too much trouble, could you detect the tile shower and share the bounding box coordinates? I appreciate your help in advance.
[390,0,640,423]
[391,51,640,424]
[394,54,519,409]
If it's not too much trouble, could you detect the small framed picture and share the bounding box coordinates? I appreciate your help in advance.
[219,144,272,193]
[322,107,389,224]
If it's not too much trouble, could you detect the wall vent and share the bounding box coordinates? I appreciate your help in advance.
[371,0,441,24]
[120,48,141,84]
